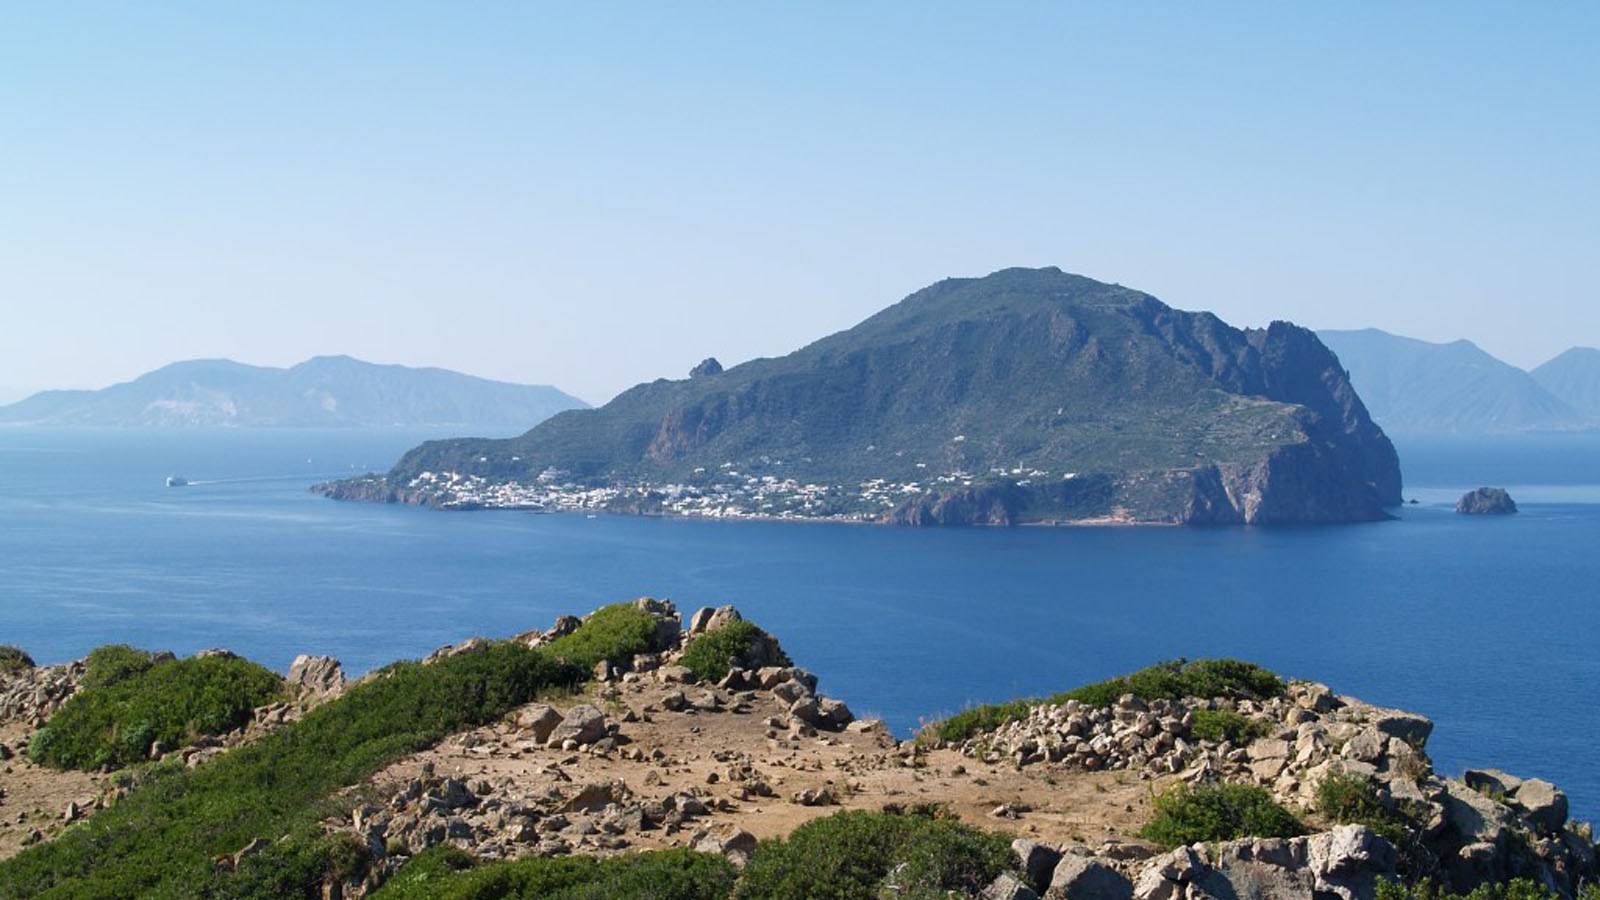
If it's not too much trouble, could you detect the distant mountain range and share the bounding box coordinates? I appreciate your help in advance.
[1316,330,1600,435]
[321,268,1401,526]
[0,356,587,428]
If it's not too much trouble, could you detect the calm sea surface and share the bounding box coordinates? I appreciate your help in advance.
[1,427,1596,820]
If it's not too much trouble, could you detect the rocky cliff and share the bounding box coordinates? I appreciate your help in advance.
[319,268,1402,525]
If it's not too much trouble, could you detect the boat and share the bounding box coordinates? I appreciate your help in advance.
[166,475,188,487]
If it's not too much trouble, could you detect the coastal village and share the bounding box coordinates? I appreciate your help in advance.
[402,463,1062,520]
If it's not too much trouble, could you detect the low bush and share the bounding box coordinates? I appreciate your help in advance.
[1189,708,1269,745]
[926,658,1284,744]
[0,644,33,675]
[542,603,662,670]
[1139,782,1305,847]
[1059,658,1283,708]
[81,643,158,690]
[679,620,786,682]
[0,641,585,898]
[1376,878,1600,900]
[735,809,1016,900]
[372,846,736,899]
[30,653,285,770]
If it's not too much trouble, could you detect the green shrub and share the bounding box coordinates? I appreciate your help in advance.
[542,603,662,669]
[1190,709,1268,745]
[372,846,736,899]
[921,698,1035,745]
[0,640,584,898]
[0,645,34,675]
[1376,878,1577,900]
[926,658,1284,744]
[679,620,788,682]
[736,809,1016,900]
[30,653,285,770]
[1139,782,1305,847]
[1059,658,1283,708]
[82,643,158,690]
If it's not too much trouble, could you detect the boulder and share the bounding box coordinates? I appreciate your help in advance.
[1456,487,1517,515]
[1511,778,1568,834]
[1046,855,1132,900]
[547,705,607,747]
[1012,838,1063,890]
[984,872,1042,900]
[287,655,345,697]
[516,704,563,744]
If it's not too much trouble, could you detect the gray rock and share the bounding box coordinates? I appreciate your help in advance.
[1511,778,1568,833]
[1463,768,1522,797]
[1013,838,1063,890]
[516,704,563,744]
[1047,855,1132,900]
[547,705,607,747]
[984,872,1042,900]
[287,654,345,696]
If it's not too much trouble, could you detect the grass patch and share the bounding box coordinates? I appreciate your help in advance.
[29,653,285,771]
[925,658,1284,744]
[679,620,789,682]
[1189,708,1269,745]
[542,603,663,670]
[0,641,586,898]
[371,845,736,900]
[735,808,1016,900]
[1139,782,1305,847]
[0,644,34,675]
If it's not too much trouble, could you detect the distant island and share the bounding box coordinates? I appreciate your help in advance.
[0,356,587,428]
[318,268,1402,525]
[1317,329,1600,435]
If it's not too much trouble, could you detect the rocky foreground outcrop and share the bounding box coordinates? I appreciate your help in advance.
[938,681,1596,899]
[5,605,1594,900]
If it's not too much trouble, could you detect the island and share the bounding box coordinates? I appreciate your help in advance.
[1457,487,1519,515]
[316,268,1403,526]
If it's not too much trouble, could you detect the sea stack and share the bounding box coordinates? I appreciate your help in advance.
[1456,486,1518,515]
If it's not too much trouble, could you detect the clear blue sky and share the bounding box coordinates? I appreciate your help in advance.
[3,3,1596,404]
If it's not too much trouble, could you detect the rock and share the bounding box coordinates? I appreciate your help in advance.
[657,665,696,685]
[1456,487,1517,515]
[1046,854,1132,900]
[562,780,631,813]
[687,608,717,635]
[1511,778,1568,833]
[287,655,345,697]
[631,597,681,649]
[693,825,756,861]
[1366,708,1433,748]
[195,648,239,659]
[1440,778,1514,847]
[816,697,854,730]
[1463,768,1522,798]
[983,872,1042,900]
[1343,728,1386,763]
[1013,838,1063,890]
[791,788,836,806]
[547,705,607,747]
[516,704,564,744]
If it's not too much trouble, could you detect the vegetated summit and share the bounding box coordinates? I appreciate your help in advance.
[324,268,1401,524]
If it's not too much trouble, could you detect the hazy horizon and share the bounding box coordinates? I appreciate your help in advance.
[5,4,1596,405]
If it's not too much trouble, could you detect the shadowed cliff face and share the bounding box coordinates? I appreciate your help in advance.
[349,268,1401,525]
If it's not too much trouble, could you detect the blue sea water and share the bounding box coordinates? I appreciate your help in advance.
[1,427,1596,821]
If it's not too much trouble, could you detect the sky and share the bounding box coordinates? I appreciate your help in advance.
[3,3,1597,406]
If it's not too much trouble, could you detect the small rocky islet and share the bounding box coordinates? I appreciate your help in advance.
[1457,487,1519,516]
[0,599,1594,899]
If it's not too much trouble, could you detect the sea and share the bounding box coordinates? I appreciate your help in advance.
[1,426,1596,822]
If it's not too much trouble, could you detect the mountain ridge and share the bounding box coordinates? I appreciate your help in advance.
[1315,329,1594,435]
[321,268,1401,525]
[0,356,587,428]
